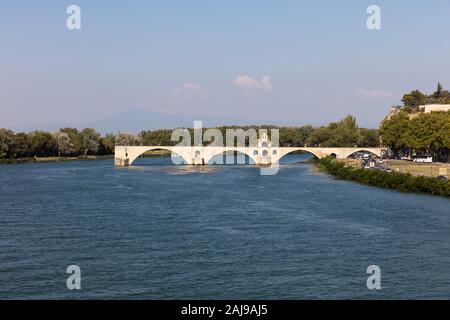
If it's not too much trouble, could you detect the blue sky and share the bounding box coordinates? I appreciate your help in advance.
[1,1,450,130]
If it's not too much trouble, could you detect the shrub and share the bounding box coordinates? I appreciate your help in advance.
[316,157,450,197]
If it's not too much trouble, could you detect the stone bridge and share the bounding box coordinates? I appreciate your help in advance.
[114,145,385,166]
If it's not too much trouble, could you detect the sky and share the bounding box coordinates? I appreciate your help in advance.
[1,0,450,131]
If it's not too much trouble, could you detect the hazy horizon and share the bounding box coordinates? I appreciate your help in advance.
[2,1,450,131]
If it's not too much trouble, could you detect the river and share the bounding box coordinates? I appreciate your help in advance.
[0,154,449,299]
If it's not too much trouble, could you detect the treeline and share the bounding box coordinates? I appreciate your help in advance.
[380,84,450,162]
[139,115,380,148]
[380,110,450,161]
[317,157,450,197]
[0,115,380,159]
[0,128,114,159]
[399,82,450,112]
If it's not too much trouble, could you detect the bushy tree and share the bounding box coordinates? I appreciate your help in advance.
[10,132,29,158]
[139,129,174,146]
[27,131,57,157]
[401,90,427,109]
[99,133,116,155]
[78,128,100,157]
[115,132,142,146]
[0,129,14,158]
[380,110,450,161]
[429,82,450,104]
[358,128,380,147]
[306,115,364,147]
[54,131,76,156]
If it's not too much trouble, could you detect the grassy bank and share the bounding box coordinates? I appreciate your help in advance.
[315,157,450,197]
[0,155,113,165]
[383,160,450,178]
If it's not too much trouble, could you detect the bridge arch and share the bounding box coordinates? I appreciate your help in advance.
[128,147,189,165]
[276,148,323,163]
[203,148,259,165]
[116,146,385,166]
[342,149,382,159]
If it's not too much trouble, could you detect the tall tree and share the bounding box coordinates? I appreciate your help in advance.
[78,128,100,157]
[27,131,57,157]
[99,133,116,155]
[401,90,427,109]
[115,132,142,146]
[54,131,76,156]
[9,133,29,159]
[0,129,14,158]
[436,82,443,97]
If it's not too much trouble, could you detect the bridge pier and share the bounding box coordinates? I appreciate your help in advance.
[115,158,129,166]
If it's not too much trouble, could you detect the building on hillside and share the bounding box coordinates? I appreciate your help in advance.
[386,104,450,120]
[419,104,450,113]
[387,106,402,119]
[387,105,419,120]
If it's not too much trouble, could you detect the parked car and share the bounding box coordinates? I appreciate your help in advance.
[413,156,433,163]
[437,176,447,181]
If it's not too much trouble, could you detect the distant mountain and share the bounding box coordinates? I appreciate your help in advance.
[11,109,278,134]
[83,109,199,133]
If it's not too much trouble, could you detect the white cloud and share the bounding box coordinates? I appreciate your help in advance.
[231,75,273,92]
[350,89,397,99]
[172,83,207,96]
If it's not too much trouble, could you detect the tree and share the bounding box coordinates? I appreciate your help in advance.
[9,132,29,159]
[139,129,174,146]
[78,128,100,157]
[27,131,57,157]
[380,109,450,161]
[115,132,142,146]
[429,82,450,104]
[54,131,75,156]
[306,115,362,147]
[380,111,412,154]
[401,90,427,109]
[99,133,116,155]
[436,82,443,97]
[358,128,380,147]
[0,129,14,158]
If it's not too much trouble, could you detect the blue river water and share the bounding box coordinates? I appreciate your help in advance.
[0,154,449,299]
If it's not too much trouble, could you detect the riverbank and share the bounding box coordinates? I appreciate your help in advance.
[383,160,450,178]
[0,155,114,165]
[0,150,172,165]
[341,158,450,178]
[315,157,450,197]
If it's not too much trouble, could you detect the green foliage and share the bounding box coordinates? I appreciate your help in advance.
[78,128,100,157]
[401,90,428,109]
[0,128,104,159]
[140,129,175,146]
[10,133,29,158]
[0,129,14,158]
[0,116,380,160]
[306,115,379,147]
[317,157,450,197]
[99,133,116,155]
[401,83,450,109]
[26,131,57,157]
[380,110,450,161]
